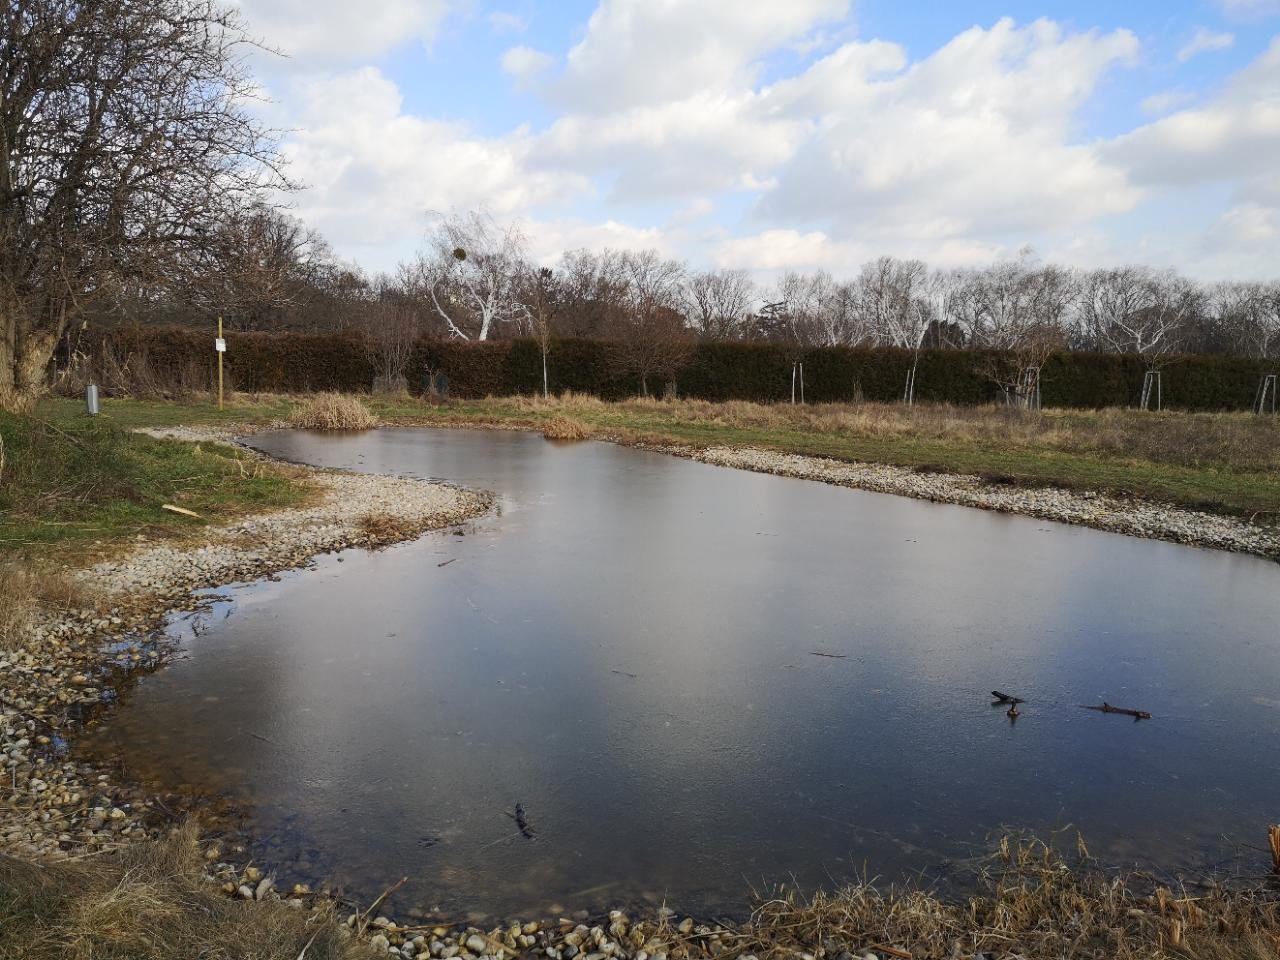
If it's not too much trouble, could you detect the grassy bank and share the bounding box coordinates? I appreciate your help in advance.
[1,404,310,558]
[30,393,1280,520]
[406,395,1280,520]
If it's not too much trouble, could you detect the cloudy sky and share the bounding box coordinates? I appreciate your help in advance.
[234,0,1280,280]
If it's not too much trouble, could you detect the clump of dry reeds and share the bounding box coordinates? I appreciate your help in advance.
[542,416,592,441]
[353,511,420,546]
[0,560,99,649]
[0,822,356,960]
[724,836,1280,960]
[288,393,379,432]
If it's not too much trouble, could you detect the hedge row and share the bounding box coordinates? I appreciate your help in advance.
[80,326,1278,411]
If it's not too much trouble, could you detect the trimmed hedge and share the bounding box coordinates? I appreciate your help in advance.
[78,326,1278,412]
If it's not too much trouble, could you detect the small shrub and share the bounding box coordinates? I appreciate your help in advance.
[288,393,378,431]
[542,416,592,441]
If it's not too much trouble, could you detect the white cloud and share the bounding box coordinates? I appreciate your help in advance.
[1106,38,1280,185]
[501,46,555,86]
[1177,27,1235,62]
[757,19,1142,242]
[532,90,802,199]
[281,68,585,266]
[1217,0,1280,17]
[524,218,669,265]
[713,229,1002,276]
[233,0,453,63]
[555,0,850,112]
[488,11,527,34]
[247,2,1279,281]
[1141,89,1195,114]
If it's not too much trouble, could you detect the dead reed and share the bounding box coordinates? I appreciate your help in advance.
[725,836,1280,960]
[542,416,593,441]
[0,560,99,649]
[288,393,379,431]
[0,823,356,960]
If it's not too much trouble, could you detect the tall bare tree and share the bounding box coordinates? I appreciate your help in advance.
[608,250,691,397]
[684,268,755,341]
[0,0,288,410]
[409,211,529,341]
[1213,281,1280,361]
[189,205,333,331]
[521,265,559,397]
[555,248,630,338]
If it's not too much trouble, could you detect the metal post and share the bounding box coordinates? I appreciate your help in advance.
[85,383,99,416]
[217,316,224,410]
[1256,374,1277,414]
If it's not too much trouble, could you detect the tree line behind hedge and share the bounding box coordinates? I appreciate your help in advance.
[64,326,1279,412]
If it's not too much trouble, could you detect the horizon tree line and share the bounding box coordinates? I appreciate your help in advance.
[2,0,1275,411]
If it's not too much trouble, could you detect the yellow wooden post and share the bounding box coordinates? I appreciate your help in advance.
[217,316,224,410]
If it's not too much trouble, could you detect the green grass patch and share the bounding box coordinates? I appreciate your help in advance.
[30,394,1280,522]
[2,407,310,556]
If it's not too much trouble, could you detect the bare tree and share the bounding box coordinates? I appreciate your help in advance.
[360,277,419,392]
[959,255,1075,408]
[759,272,825,402]
[410,211,529,341]
[608,250,692,397]
[1082,267,1195,362]
[684,268,755,341]
[521,266,559,397]
[1214,281,1280,361]
[555,248,630,338]
[189,205,333,331]
[1083,266,1199,408]
[0,0,288,410]
[852,257,930,402]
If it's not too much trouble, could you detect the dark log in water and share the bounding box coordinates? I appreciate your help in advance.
[1083,702,1152,720]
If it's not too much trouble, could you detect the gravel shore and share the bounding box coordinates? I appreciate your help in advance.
[692,445,1280,562]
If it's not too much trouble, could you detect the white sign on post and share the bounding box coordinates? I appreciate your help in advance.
[215,338,227,352]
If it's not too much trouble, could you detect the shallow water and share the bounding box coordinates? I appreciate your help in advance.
[80,427,1280,919]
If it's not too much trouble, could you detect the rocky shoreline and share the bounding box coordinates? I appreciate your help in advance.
[688,445,1280,562]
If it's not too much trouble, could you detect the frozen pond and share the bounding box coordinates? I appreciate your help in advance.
[80,427,1280,919]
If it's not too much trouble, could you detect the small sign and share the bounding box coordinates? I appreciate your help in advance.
[215,338,227,352]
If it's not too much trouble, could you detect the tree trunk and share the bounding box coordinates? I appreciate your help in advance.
[542,349,548,398]
[0,311,61,413]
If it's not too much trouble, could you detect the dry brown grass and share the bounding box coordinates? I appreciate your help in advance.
[726,837,1280,960]
[288,393,379,432]
[0,822,356,960]
[542,416,593,441]
[0,560,100,649]
[503,395,1280,475]
[353,511,421,546]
